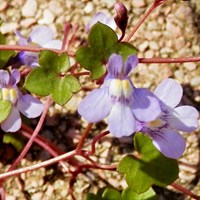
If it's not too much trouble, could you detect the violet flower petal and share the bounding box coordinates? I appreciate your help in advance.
[132,88,161,122]
[154,78,183,109]
[151,128,186,159]
[108,102,135,137]
[168,105,199,132]
[107,54,123,78]
[18,94,44,118]
[0,70,9,87]
[15,30,28,46]
[89,12,116,31]
[9,69,20,85]
[19,51,38,66]
[29,26,54,46]
[1,106,21,132]
[78,87,112,122]
[42,40,62,49]
[124,55,139,76]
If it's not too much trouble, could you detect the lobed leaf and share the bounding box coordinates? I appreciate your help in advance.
[75,23,137,80]
[118,133,179,193]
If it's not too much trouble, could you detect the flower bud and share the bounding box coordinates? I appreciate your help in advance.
[114,2,128,40]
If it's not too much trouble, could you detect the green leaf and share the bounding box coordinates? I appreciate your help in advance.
[0,100,12,123]
[0,32,15,68]
[76,23,137,80]
[25,50,81,105]
[122,187,157,200]
[118,133,179,193]
[51,75,81,105]
[39,50,69,72]
[3,133,25,152]
[102,188,121,200]
[86,193,102,200]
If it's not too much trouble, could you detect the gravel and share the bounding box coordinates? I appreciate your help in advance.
[0,0,199,199]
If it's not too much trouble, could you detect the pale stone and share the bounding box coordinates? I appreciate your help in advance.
[22,0,37,17]
[20,18,36,28]
[149,41,159,50]
[38,9,55,24]
[48,1,63,15]
[191,76,200,87]
[174,70,184,82]
[0,1,8,12]
[138,41,149,52]
[183,62,196,71]
[1,22,19,34]
[132,0,146,8]
[84,2,94,14]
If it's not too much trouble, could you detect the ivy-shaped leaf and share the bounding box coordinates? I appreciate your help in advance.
[118,133,179,193]
[24,50,81,105]
[0,32,15,69]
[75,23,137,79]
[86,187,121,200]
[0,100,12,123]
[122,187,157,200]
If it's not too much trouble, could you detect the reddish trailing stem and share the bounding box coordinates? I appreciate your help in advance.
[124,0,167,42]
[8,96,52,172]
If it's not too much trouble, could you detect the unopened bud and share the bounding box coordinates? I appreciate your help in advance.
[114,2,128,41]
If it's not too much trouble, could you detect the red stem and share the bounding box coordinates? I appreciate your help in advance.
[124,1,158,42]
[0,150,76,180]
[139,57,200,63]
[88,131,110,156]
[171,183,200,200]
[75,123,93,153]
[20,130,69,172]
[0,44,75,57]
[8,96,51,171]
[62,22,72,51]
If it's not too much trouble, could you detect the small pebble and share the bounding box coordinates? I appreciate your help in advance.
[22,0,37,17]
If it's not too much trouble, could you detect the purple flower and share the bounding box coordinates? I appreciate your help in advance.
[16,26,62,67]
[139,78,199,159]
[0,69,44,132]
[87,12,117,32]
[78,54,161,137]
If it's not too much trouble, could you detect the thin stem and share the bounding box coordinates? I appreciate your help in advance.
[75,123,93,153]
[20,130,69,172]
[81,154,117,171]
[0,150,76,180]
[8,96,51,171]
[88,131,110,156]
[171,183,200,200]
[124,0,166,42]
[139,57,200,63]
[62,22,72,51]
[0,44,75,57]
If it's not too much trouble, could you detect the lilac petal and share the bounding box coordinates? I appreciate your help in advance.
[19,51,38,67]
[107,54,123,78]
[124,55,139,76]
[154,79,183,108]
[78,87,112,122]
[10,69,20,85]
[132,88,161,122]
[18,94,44,118]
[29,26,54,46]
[0,70,9,87]
[108,103,135,137]
[1,106,21,132]
[168,105,199,132]
[15,30,28,46]
[42,40,62,49]
[89,12,116,30]
[150,128,186,159]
